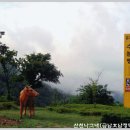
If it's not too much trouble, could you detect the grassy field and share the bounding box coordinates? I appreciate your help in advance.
[0,108,101,128]
[0,103,130,128]
[47,104,130,116]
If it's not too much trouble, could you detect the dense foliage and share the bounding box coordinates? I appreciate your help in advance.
[17,53,63,88]
[77,78,114,105]
[0,42,18,100]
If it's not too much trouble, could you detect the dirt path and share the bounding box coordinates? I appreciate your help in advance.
[0,116,21,127]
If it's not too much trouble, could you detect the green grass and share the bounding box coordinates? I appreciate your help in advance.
[0,108,101,128]
[0,101,18,110]
[47,104,130,116]
[0,104,130,128]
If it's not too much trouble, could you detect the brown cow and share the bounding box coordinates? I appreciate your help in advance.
[19,85,39,118]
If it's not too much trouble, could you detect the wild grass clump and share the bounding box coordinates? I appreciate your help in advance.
[47,106,74,113]
[79,110,102,116]
[56,107,74,113]
[79,111,102,116]
[47,103,130,119]
[79,108,112,116]
[47,107,54,111]
[0,96,8,102]
[0,102,18,110]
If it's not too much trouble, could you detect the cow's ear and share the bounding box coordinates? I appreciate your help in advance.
[25,86,28,89]
[26,86,29,88]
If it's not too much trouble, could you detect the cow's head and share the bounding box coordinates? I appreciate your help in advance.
[24,85,39,97]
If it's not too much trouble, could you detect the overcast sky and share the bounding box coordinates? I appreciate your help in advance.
[0,2,128,94]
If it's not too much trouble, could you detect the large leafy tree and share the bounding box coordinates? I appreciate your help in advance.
[77,73,114,105]
[0,42,18,100]
[18,53,63,88]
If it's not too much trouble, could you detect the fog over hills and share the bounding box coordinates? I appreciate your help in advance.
[0,2,128,97]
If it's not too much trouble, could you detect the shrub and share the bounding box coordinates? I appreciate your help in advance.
[101,113,130,128]
[101,113,121,123]
[47,107,54,111]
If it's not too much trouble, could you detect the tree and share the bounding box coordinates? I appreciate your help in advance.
[17,53,63,88]
[0,42,18,100]
[77,73,114,105]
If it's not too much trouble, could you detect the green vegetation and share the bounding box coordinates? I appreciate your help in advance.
[0,42,18,100]
[0,107,101,128]
[0,40,63,101]
[47,104,130,116]
[0,101,18,110]
[0,32,126,128]
[77,73,114,105]
[101,113,130,124]
[0,104,130,128]
[17,53,63,88]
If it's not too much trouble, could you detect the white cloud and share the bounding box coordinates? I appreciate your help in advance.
[0,2,129,94]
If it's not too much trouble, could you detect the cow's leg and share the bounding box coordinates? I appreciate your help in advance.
[32,103,35,116]
[29,105,32,118]
[29,98,33,117]
[20,103,23,119]
[31,98,35,116]
[23,105,27,116]
[30,105,34,116]
[30,106,33,117]
[30,104,34,117]
[32,106,35,116]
